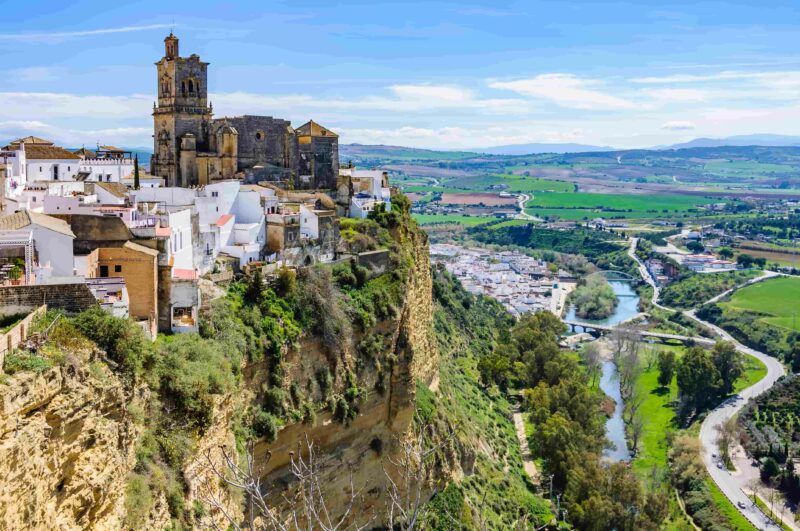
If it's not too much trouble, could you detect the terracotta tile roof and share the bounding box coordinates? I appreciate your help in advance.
[24,144,82,160]
[98,145,124,152]
[95,182,128,198]
[294,120,338,138]
[172,268,197,280]
[123,240,160,256]
[0,210,75,237]
[3,136,54,149]
[73,147,97,158]
[215,214,233,227]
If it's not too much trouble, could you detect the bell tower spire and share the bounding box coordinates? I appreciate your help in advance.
[164,32,179,60]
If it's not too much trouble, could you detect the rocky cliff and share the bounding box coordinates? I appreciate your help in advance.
[0,208,437,530]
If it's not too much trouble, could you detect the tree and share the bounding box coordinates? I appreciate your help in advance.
[200,435,371,531]
[711,341,743,397]
[133,154,141,190]
[737,253,755,268]
[718,247,734,259]
[762,457,780,483]
[686,240,705,253]
[677,347,720,414]
[657,350,676,388]
[715,417,737,468]
[244,269,265,305]
[580,342,602,386]
[630,410,646,456]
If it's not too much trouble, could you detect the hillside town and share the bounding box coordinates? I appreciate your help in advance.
[0,33,391,339]
[430,243,575,317]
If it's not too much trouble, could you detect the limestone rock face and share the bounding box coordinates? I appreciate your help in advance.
[0,365,169,530]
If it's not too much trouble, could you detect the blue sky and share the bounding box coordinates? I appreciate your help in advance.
[2,0,800,150]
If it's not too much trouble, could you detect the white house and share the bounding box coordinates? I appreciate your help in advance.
[24,144,82,182]
[0,209,75,279]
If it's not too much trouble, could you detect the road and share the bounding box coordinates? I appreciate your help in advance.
[516,194,541,221]
[627,237,790,530]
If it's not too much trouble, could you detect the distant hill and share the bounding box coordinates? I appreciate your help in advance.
[471,142,616,155]
[340,144,479,162]
[662,134,800,150]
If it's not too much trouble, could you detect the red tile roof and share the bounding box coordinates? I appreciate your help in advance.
[215,214,233,227]
[172,268,197,280]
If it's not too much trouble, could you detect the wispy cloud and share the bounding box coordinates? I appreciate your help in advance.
[489,74,637,110]
[0,24,174,42]
[661,121,696,131]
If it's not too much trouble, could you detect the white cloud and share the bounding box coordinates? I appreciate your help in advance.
[489,74,637,110]
[645,88,709,103]
[661,121,696,131]
[0,92,150,120]
[0,24,174,42]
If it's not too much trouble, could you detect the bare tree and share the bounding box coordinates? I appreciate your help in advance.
[715,417,738,468]
[383,421,456,530]
[200,435,371,531]
[581,342,602,385]
[630,410,645,455]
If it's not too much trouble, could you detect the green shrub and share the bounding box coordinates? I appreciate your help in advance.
[124,474,153,527]
[263,387,285,416]
[252,410,280,442]
[72,306,153,377]
[3,351,53,374]
[155,334,240,429]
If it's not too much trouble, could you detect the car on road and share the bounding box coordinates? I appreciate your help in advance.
[737,501,748,509]
[717,462,725,469]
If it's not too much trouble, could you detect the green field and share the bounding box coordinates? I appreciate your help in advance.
[412,214,495,226]
[633,348,766,478]
[526,192,713,212]
[722,276,800,332]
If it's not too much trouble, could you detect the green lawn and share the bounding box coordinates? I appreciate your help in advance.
[412,214,495,226]
[723,276,800,332]
[632,349,767,478]
[525,192,716,212]
[705,478,758,531]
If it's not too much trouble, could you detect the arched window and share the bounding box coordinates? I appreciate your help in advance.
[188,80,194,93]
[181,81,186,95]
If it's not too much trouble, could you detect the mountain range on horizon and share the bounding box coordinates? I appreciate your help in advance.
[341,133,800,157]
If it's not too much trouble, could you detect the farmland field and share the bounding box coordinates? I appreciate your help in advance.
[525,192,714,211]
[412,214,495,226]
[722,276,800,332]
[439,193,518,206]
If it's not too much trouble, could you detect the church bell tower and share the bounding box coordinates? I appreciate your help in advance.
[150,33,213,187]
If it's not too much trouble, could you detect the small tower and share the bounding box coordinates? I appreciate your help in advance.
[164,32,179,60]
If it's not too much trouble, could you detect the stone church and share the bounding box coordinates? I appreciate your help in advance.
[150,33,339,189]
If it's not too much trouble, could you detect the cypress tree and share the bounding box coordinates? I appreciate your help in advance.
[133,154,140,190]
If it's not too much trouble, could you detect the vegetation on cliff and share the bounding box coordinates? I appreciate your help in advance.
[420,266,551,528]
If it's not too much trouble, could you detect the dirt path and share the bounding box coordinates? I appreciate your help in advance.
[512,404,540,485]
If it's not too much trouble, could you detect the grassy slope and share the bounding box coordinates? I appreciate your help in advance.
[723,276,800,332]
[423,269,551,528]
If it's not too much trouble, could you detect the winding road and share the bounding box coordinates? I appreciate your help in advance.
[627,238,790,530]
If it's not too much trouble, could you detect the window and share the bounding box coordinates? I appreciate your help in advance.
[114,265,122,273]
[67,166,71,171]
[211,191,218,197]
[99,265,109,277]
[255,131,264,141]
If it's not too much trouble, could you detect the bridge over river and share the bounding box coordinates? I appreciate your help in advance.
[562,319,716,347]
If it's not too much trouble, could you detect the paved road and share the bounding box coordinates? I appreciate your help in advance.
[627,237,789,530]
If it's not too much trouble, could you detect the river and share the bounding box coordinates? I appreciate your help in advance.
[566,279,640,462]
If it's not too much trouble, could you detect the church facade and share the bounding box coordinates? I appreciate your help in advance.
[150,33,339,189]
